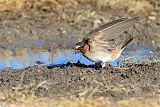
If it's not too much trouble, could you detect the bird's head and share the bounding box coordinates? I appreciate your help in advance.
[74,38,89,54]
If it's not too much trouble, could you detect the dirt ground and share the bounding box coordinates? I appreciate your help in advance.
[0,61,160,100]
[0,0,159,106]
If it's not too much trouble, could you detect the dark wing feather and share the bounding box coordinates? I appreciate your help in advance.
[85,17,139,40]
[84,17,139,51]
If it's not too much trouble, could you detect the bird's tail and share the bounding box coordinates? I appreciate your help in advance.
[121,35,133,49]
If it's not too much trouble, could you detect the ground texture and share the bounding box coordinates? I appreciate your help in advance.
[0,0,159,107]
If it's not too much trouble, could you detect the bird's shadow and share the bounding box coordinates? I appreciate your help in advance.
[47,61,95,69]
[47,61,113,70]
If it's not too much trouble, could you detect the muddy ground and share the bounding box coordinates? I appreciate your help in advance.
[0,62,160,101]
[0,0,159,103]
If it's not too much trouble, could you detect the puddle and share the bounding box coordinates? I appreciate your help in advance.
[0,42,159,70]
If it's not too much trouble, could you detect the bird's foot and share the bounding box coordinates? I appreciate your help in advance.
[95,62,102,70]
[95,61,106,69]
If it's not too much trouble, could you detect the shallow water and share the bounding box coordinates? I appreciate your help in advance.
[0,43,159,70]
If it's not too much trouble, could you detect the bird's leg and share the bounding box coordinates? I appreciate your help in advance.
[95,61,106,69]
[100,61,106,68]
[95,62,102,69]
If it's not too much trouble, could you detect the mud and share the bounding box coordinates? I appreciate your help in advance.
[0,62,159,101]
[0,0,159,102]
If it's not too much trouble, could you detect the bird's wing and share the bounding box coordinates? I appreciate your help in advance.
[85,17,139,40]
[85,17,139,51]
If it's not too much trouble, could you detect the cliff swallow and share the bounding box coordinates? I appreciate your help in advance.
[75,17,139,68]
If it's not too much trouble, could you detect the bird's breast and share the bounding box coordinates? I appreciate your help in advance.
[80,44,89,54]
[82,48,122,63]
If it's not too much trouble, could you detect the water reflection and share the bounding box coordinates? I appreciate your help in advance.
[0,44,159,70]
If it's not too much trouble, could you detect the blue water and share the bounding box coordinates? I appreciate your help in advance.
[0,45,159,70]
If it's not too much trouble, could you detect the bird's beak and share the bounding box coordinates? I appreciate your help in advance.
[74,45,81,54]
[74,41,86,54]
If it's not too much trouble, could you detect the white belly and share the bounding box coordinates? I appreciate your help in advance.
[83,52,111,62]
[83,51,122,63]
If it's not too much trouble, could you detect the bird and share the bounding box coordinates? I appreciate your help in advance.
[74,17,139,68]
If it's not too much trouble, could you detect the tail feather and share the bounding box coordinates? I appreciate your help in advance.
[121,35,133,49]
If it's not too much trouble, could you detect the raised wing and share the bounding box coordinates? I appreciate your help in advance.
[85,17,139,40]
[85,17,139,51]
